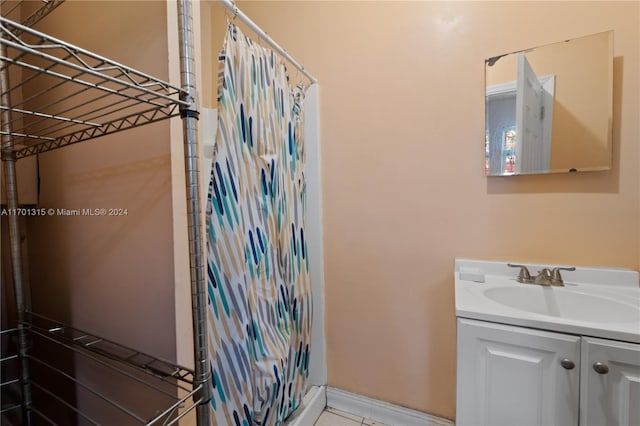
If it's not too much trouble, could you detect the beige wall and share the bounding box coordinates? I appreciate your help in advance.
[25,1,177,361]
[231,1,639,420]
[16,2,198,421]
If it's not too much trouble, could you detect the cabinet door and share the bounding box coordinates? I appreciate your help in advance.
[580,337,640,426]
[457,318,580,426]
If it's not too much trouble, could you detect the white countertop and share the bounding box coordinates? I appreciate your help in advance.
[455,259,640,344]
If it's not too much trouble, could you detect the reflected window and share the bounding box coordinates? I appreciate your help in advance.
[485,129,516,174]
[485,132,490,174]
[503,128,516,174]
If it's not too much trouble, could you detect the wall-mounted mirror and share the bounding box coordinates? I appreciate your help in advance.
[485,31,613,176]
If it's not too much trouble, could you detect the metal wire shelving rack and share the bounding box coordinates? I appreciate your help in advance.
[1,314,202,425]
[1,0,211,424]
[0,17,187,159]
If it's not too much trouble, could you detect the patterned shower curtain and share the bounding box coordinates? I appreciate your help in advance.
[206,24,312,426]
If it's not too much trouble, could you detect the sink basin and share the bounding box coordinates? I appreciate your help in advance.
[456,259,640,343]
[484,286,640,323]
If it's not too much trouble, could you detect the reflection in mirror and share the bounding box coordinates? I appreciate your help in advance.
[485,31,613,176]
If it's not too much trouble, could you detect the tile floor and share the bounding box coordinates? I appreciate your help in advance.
[313,407,387,426]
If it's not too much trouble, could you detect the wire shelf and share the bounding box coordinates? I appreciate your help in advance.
[0,315,201,425]
[0,328,22,424]
[0,16,188,159]
[0,0,66,29]
[1,1,210,423]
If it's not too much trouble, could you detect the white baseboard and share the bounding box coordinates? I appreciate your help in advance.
[327,387,454,426]
[287,385,326,426]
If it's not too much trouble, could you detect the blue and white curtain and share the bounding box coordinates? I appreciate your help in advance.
[206,24,312,426]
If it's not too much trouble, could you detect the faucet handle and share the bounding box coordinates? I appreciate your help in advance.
[508,263,533,283]
[551,266,576,285]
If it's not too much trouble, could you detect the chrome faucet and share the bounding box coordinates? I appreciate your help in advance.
[508,264,575,286]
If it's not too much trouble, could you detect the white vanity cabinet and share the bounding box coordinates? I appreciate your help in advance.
[456,318,580,426]
[580,337,640,426]
[457,318,640,426]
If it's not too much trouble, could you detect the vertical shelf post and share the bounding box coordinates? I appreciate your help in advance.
[176,1,212,424]
[0,41,32,426]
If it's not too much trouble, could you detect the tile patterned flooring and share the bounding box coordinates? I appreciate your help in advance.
[313,407,388,426]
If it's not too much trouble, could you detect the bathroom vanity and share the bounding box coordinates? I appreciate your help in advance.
[454,259,640,426]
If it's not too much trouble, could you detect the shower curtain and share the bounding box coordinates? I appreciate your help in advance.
[206,24,312,426]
